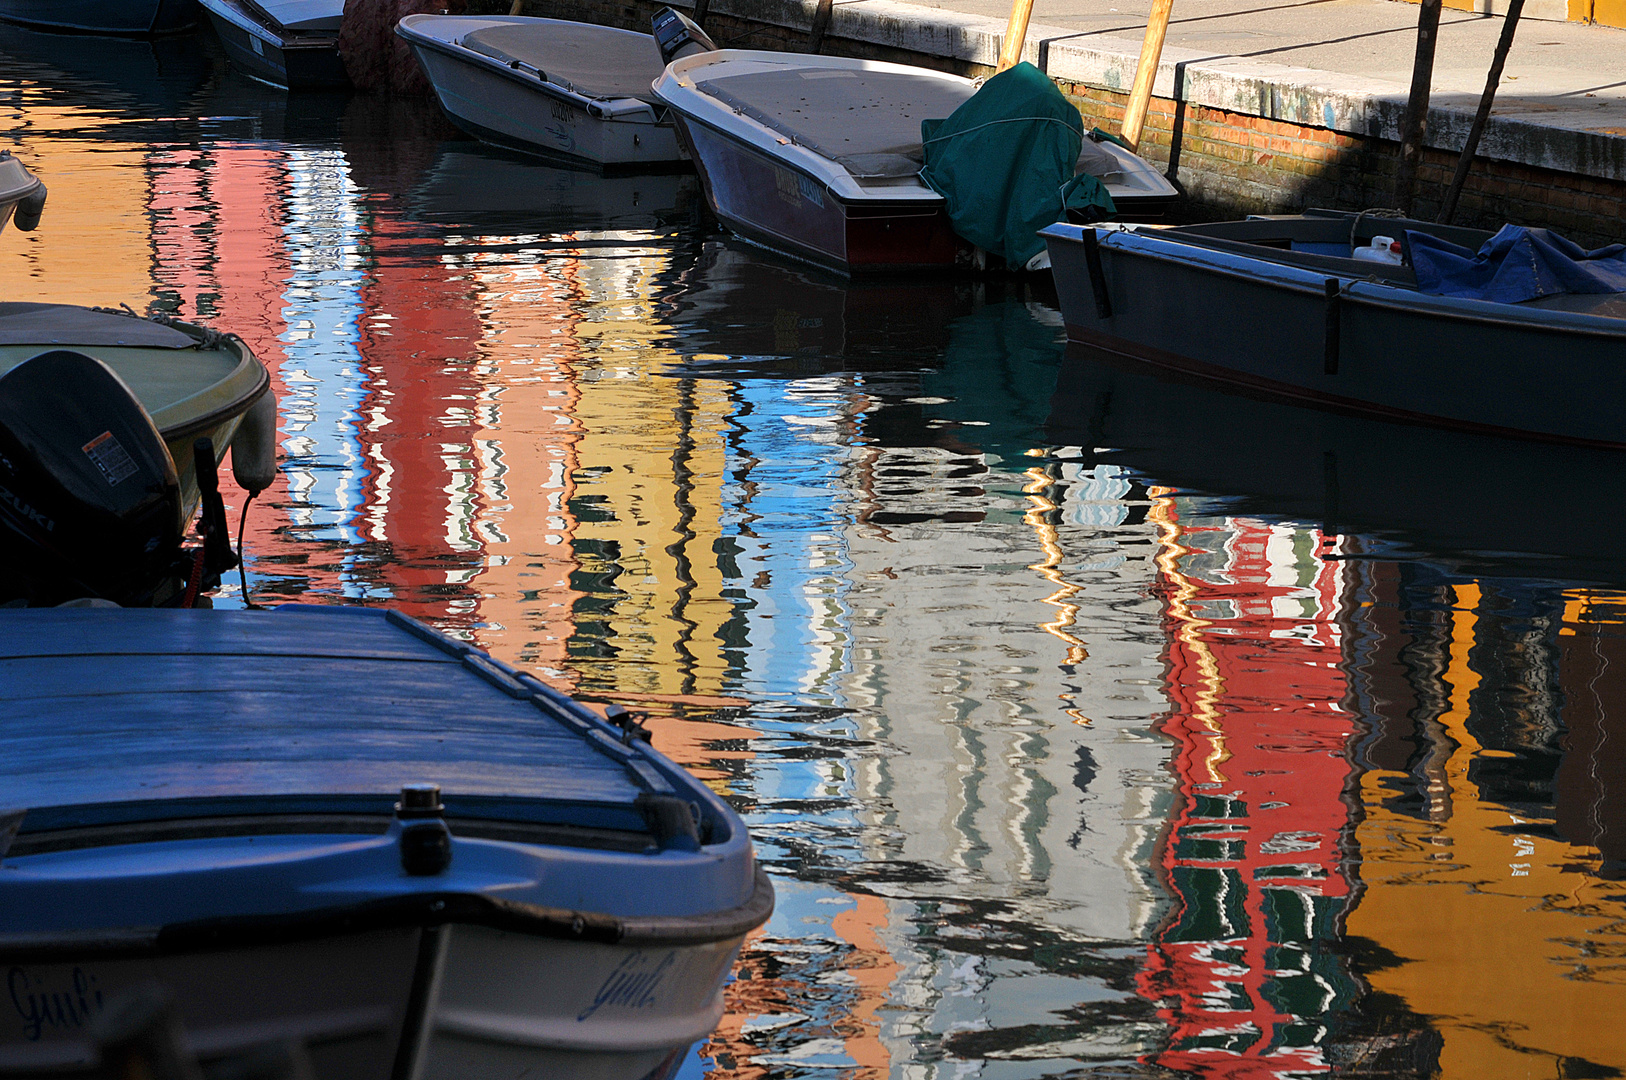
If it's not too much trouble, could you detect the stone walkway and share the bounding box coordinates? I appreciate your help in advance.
[879,0,1626,137]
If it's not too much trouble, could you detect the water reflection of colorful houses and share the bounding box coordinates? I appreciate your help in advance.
[1139,498,1359,1078]
[690,303,1182,1075]
[1344,573,1626,1079]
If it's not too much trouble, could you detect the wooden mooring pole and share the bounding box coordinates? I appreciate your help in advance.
[1121,0,1175,152]
[809,0,835,53]
[1395,0,1443,216]
[1438,0,1525,224]
[996,0,1036,72]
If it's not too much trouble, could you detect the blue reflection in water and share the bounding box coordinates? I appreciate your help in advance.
[276,147,374,591]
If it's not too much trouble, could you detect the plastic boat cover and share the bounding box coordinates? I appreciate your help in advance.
[0,606,647,823]
[694,63,974,179]
[920,62,1114,267]
[0,303,198,348]
[1408,225,1626,303]
[461,21,664,102]
[243,0,342,31]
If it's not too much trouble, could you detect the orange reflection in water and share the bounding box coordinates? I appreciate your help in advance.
[1348,583,1626,1079]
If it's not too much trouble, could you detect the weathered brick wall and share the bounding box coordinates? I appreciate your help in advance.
[1059,81,1626,246]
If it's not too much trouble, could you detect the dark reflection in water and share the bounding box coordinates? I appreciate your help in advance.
[5,30,1626,1079]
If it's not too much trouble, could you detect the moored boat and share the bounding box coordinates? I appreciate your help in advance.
[652,37,1177,275]
[0,604,772,1079]
[1041,211,1626,447]
[0,0,196,34]
[397,14,685,168]
[198,0,348,90]
[0,303,276,606]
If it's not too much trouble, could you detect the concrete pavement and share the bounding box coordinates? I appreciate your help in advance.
[890,0,1626,139]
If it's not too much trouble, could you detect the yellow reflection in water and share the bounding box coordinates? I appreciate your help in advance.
[1,102,155,305]
[1349,583,1626,1077]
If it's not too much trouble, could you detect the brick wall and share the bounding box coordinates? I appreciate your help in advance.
[1058,81,1626,247]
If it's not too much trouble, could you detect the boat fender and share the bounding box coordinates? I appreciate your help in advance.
[652,7,717,65]
[14,183,45,232]
[230,388,278,496]
[397,783,454,876]
[635,792,702,852]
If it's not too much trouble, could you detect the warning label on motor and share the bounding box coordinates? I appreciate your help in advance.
[82,431,139,486]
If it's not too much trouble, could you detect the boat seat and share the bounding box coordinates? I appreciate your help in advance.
[461,23,665,103]
[695,67,973,172]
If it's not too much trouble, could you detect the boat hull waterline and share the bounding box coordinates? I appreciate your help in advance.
[198,0,347,90]
[398,15,683,167]
[0,0,196,34]
[677,115,958,272]
[1041,222,1626,447]
[1,887,768,1079]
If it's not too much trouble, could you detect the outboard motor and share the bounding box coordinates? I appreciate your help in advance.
[0,350,182,606]
[653,7,717,65]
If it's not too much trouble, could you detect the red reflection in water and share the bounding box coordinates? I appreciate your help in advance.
[1141,497,1357,1078]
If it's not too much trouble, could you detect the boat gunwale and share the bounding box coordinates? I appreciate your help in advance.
[654,49,965,206]
[0,154,43,205]
[1043,222,1626,340]
[0,864,775,960]
[150,335,273,443]
[7,811,659,858]
[396,14,663,121]
[196,0,337,46]
[665,107,944,214]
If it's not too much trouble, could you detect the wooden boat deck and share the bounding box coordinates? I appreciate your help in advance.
[1,606,648,829]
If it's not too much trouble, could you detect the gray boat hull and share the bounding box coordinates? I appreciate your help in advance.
[0,918,746,1079]
[398,16,683,168]
[1041,222,1626,447]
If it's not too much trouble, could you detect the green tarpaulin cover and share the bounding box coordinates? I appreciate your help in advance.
[919,62,1115,268]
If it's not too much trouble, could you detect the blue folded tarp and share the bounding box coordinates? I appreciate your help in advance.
[1407,225,1626,303]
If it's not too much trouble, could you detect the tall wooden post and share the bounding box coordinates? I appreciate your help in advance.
[1395,0,1443,216]
[1438,0,1525,224]
[809,0,834,53]
[1121,0,1175,152]
[997,0,1036,72]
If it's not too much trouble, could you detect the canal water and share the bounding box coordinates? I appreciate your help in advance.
[6,26,1626,1079]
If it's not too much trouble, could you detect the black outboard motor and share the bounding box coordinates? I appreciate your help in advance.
[652,7,717,65]
[0,349,182,606]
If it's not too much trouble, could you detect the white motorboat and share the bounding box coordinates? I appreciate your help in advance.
[651,34,1178,274]
[0,604,773,1080]
[397,14,685,168]
[197,0,348,90]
